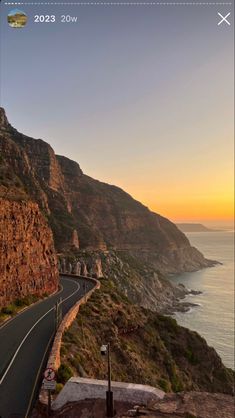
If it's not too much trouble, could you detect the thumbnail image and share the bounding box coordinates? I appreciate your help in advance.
[8,9,27,28]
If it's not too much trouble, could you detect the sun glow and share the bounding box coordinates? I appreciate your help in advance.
[132,184,234,224]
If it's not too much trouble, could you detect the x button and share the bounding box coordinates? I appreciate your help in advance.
[218,12,231,26]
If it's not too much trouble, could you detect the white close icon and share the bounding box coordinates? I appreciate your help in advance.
[217,12,231,26]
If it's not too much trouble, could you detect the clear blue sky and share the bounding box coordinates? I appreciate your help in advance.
[0,3,234,225]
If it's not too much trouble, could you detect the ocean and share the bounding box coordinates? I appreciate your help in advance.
[169,231,234,370]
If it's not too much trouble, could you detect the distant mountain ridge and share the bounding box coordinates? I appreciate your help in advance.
[176,223,218,232]
[0,107,217,277]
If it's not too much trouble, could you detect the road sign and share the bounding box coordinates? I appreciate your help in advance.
[43,379,56,391]
[44,367,55,381]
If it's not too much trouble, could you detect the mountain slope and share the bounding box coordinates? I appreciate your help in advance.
[0,107,215,276]
[60,277,234,395]
[0,109,59,307]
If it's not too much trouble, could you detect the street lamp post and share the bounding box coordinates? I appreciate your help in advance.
[101,343,114,417]
[54,297,62,331]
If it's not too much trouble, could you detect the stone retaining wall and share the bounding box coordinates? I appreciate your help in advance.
[47,275,100,371]
[39,275,100,404]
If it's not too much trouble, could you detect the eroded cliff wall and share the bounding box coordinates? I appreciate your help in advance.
[0,106,217,310]
[0,199,58,307]
[0,106,215,274]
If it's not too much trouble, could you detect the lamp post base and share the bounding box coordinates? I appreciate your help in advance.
[106,390,114,417]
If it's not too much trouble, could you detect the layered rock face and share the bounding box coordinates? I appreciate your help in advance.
[57,156,214,273]
[0,107,215,274]
[0,110,49,209]
[0,199,58,307]
[58,253,103,279]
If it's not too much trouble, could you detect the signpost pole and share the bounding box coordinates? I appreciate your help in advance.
[47,389,51,416]
[43,367,56,415]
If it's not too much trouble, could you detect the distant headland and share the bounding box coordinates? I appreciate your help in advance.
[176,223,221,233]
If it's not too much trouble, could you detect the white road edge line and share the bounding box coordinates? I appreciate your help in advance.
[25,333,54,418]
[0,278,80,385]
[0,284,64,331]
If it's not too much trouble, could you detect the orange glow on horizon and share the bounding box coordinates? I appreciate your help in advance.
[149,200,234,223]
[133,193,234,224]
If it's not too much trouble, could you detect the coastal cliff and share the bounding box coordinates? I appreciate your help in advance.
[0,108,215,272]
[0,106,217,310]
[0,109,59,307]
[0,199,58,307]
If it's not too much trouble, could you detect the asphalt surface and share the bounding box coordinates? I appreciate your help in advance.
[0,275,95,418]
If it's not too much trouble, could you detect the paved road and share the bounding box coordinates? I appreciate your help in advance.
[0,275,95,418]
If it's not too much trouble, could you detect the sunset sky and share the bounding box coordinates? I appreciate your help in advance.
[0,3,234,226]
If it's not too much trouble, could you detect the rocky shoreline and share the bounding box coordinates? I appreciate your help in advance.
[162,283,203,315]
[58,250,209,316]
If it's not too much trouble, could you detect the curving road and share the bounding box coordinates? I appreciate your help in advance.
[0,275,95,418]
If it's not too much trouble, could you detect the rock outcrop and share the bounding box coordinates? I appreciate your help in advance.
[122,392,235,418]
[58,252,104,279]
[0,109,49,209]
[0,199,58,307]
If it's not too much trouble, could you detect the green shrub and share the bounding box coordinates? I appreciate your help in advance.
[60,345,68,356]
[55,383,64,394]
[0,311,8,321]
[23,294,38,305]
[57,363,73,384]
[171,374,184,392]
[186,349,199,365]
[2,304,16,315]
[14,299,25,307]
[158,378,170,392]
[166,361,184,393]
[70,356,81,370]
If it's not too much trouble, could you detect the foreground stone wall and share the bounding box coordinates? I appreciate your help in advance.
[52,377,165,410]
[0,199,59,307]
[39,275,100,405]
[46,275,100,371]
